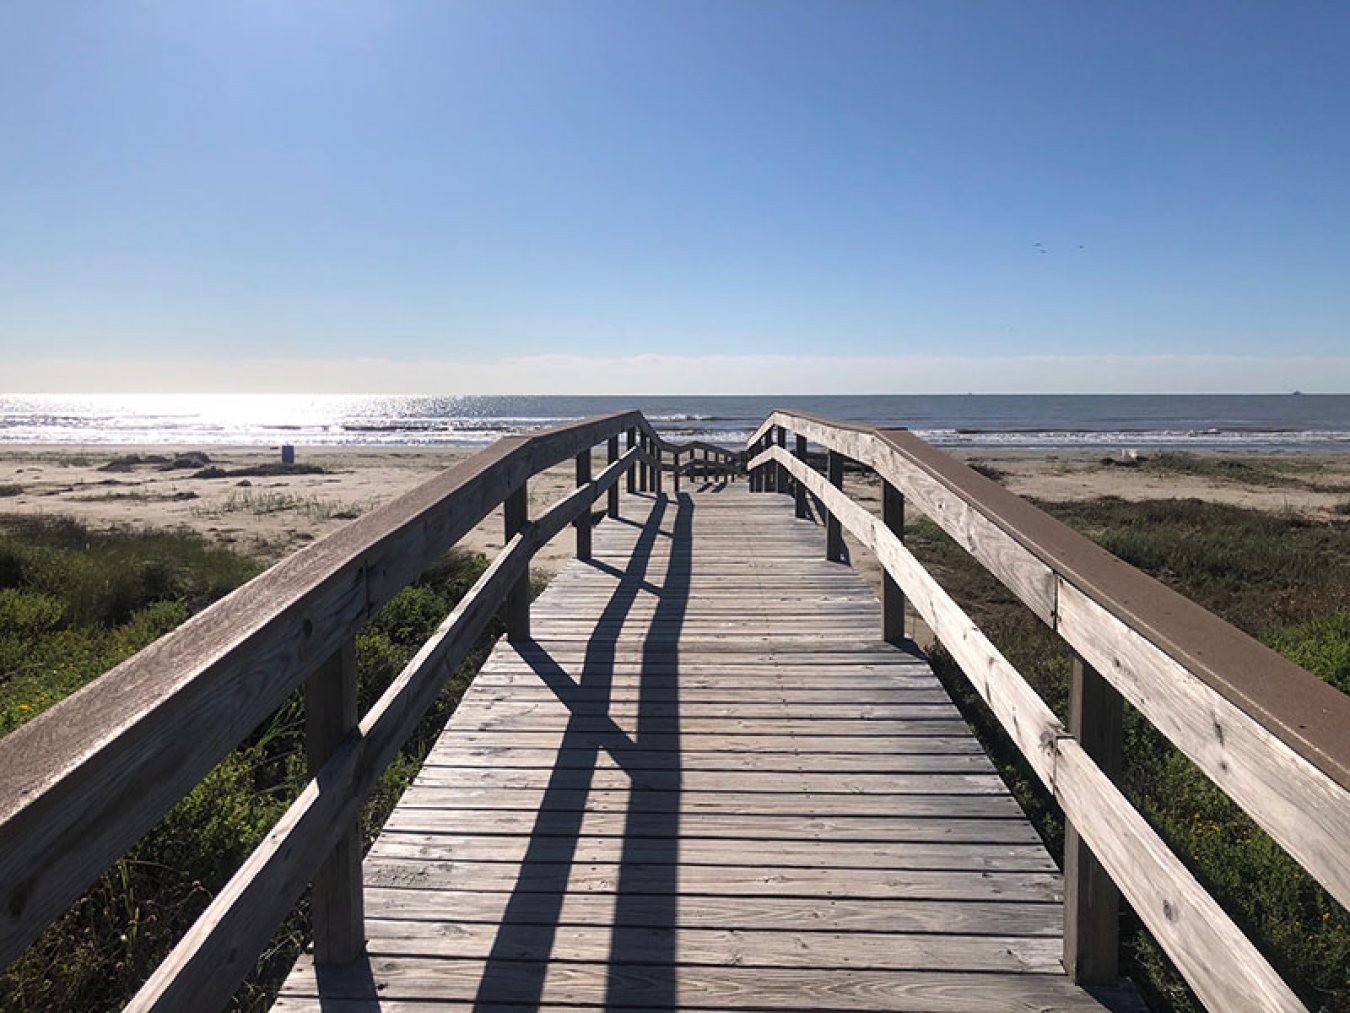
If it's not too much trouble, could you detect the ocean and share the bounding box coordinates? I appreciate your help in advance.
[1,393,1347,451]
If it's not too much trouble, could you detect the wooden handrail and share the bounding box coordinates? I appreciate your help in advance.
[748,412,1350,1011]
[749,410,1350,906]
[0,411,659,987]
[130,444,643,1010]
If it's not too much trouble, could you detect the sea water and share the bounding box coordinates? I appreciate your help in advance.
[1,393,1346,451]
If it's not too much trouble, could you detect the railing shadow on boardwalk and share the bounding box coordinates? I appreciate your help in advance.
[466,490,693,1011]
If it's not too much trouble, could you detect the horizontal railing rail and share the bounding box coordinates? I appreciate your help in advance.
[747,411,1350,1012]
[0,410,691,1009]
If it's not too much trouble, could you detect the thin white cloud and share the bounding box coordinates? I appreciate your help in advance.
[4,353,1349,394]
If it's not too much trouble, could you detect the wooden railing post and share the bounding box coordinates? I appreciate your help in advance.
[826,450,844,562]
[882,480,905,644]
[625,428,636,494]
[305,640,363,964]
[607,436,620,518]
[1064,653,1123,984]
[775,425,788,496]
[794,434,808,518]
[673,450,681,493]
[772,429,783,497]
[504,484,530,641]
[575,449,592,561]
[654,443,664,496]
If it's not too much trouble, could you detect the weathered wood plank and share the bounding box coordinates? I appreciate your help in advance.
[127,452,646,1010]
[1063,654,1121,984]
[362,859,1063,901]
[380,809,1044,845]
[269,481,1108,1011]
[409,762,1003,794]
[758,449,1307,1012]
[393,788,1021,816]
[1059,578,1350,910]
[358,887,1065,935]
[421,746,991,771]
[758,409,1350,914]
[366,833,1058,872]
[0,411,655,970]
[354,917,1067,973]
[303,642,363,964]
[279,955,1112,1011]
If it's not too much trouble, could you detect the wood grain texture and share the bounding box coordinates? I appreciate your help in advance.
[1063,655,1121,984]
[280,954,1115,1011]
[759,444,1309,1012]
[304,642,363,964]
[755,409,1350,896]
[274,483,1114,1011]
[1059,578,1350,910]
[126,440,646,1008]
[0,411,658,968]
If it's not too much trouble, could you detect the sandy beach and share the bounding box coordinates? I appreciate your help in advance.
[1,443,1347,591]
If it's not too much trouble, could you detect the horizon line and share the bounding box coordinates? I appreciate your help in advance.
[2,390,1345,397]
[6,352,1350,396]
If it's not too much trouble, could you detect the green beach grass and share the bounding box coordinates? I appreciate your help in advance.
[0,515,520,1011]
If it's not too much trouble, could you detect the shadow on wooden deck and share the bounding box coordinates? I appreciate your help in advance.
[472,492,693,1009]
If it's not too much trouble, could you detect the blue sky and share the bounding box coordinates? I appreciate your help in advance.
[2,1,1348,392]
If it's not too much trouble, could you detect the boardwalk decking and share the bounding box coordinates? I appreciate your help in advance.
[276,482,1131,1011]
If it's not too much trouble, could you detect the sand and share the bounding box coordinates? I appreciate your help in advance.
[0,444,588,578]
[1,444,1347,591]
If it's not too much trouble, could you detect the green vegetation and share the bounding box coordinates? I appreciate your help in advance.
[0,517,260,733]
[193,462,330,479]
[966,461,1008,482]
[1111,451,1350,493]
[0,515,514,1011]
[189,489,366,521]
[908,497,1350,1012]
[99,452,212,473]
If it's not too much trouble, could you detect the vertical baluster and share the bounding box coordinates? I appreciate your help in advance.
[775,425,788,496]
[882,480,905,644]
[575,448,592,561]
[772,429,783,497]
[504,484,530,641]
[1064,654,1123,983]
[305,641,363,964]
[826,450,844,562]
[607,435,620,518]
[626,427,636,494]
[794,434,808,519]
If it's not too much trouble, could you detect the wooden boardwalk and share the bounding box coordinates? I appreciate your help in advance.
[276,482,1128,1011]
